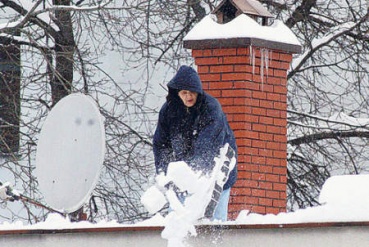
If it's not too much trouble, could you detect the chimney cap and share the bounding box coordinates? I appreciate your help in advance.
[212,0,273,19]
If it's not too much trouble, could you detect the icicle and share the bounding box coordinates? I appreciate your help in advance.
[252,46,256,75]
[265,49,269,80]
[249,45,253,65]
[261,48,264,90]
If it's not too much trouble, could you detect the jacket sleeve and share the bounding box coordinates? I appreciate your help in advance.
[153,104,173,174]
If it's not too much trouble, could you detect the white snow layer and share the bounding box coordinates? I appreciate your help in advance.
[2,156,369,246]
[2,174,369,229]
[183,14,301,46]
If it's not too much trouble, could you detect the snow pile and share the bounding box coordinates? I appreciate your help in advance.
[184,14,300,46]
[235,174,369,225]
[141,144,236,247]
[0,213,122,231]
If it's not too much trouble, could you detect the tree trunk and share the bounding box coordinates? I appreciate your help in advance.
[51,0,75,105]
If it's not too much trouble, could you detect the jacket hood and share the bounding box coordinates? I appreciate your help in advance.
[167,65,203,94]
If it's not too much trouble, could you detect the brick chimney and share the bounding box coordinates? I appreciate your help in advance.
[183,0,301,220]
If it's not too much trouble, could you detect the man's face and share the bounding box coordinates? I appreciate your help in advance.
[178,90,198,107]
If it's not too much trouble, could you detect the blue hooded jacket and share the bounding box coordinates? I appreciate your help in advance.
[153,65,238,190]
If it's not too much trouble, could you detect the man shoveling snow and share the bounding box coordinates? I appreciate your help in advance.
[152,65,238,221]
[144,65,238,246]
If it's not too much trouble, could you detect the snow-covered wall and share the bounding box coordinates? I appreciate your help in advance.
[2,222,369,247]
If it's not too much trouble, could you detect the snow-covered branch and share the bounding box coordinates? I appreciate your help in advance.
[290,20,363,77]
[31,0,131,16]
[288,110,369,146]
[288,130,369,146]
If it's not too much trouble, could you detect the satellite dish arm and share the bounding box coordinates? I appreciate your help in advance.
[0,181,65,216]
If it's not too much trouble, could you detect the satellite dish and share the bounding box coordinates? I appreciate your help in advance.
[36,93,105,213]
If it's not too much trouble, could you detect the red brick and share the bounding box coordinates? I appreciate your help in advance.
[234,130,255,139]
[259,181,273,190]
[222,89,252,98]
[235,179,258,188]
[274,183,287,191]
[210,65,234,73]
[268,60,281,69]
[244,114,259,123]
[223,56,249,64]
[230,195,250,204]
[206,89,221,97]
[192,49,203,57]
[200,73,221,82]
[267,76,283,85]
[236,138,252,148]
[236,171,252,179]
[266,190,280,199]
[197,65,209,74]
[273,167,286,175]
[267,125,283,134]
[266,174,279,182]
[228,204,248,213]
[274,101,287,110]
[266,207,282,215]
[213,48,237,56]
[218,97,234,106]
[231,187,253,196]
[252,107,267,116]
[273,69,287,78]
[259,198,273,207]
[273,150,287,159]
[237,47,251,55]
[252,91,267,99]
[273,199,286,208]
[266,92,281,101]
[234,64,254,73]
[266,142,280,150]
[259,99,274,109]
[274,118,287,127]
[273,85,287,94]
[195,57,222,65]
[260,84,274,93]
[279,53,293,62]
[266,109,281,118]
[252,189,266,197]
[252,139,266,149]
[234,97,252,106]
[231,122,251,130]
[251,172,266,181]
[252,206,266,214]
[244,163,259,172]
[274,134,287,142]
[222,72,253,81]
[259,165,273,174]
[258,198,273,207]
[252,123,267,132]
[259,133,273,141]
[259,148,273,158]
[259,116,273,125]
[223,105,250,114]
[280,61,291,70]
[208,81,233,89]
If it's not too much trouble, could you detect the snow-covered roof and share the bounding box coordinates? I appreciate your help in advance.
[212,0,273,18]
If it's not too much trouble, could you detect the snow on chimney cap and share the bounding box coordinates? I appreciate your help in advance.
[183,14,302,54]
